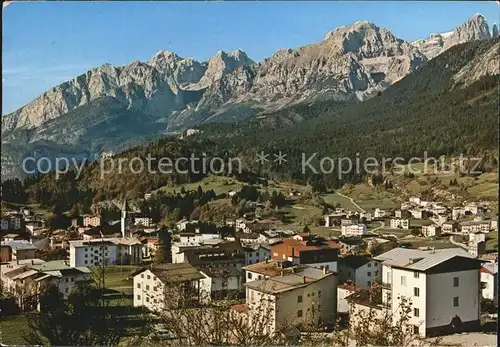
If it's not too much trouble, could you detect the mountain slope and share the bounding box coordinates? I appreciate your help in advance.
[1,14,495,180]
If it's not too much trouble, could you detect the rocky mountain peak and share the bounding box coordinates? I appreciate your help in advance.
[412,13,491,59]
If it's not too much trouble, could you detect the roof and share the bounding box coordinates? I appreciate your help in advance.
[242,260,297,277]
[374,247,475,271]
[482,263,498,275]
[69,237,142,247]
[1,240,37,251]
[271,237,340,258]
[244,267,333,295]
[137,263,204,283]
[339,255,371,269]
[231,304,249,313]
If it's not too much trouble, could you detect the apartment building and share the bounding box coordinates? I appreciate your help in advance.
[337,255,381,289]
[271,233,340,271]
[442,221,458,234]
[133,263,205,311]
[83,215,101,227]
[389,218,410,230]
[459,221,490,234]
[244,266,337,332]
[422,225,441,237]
[242,244,271,265]
[374,247,481,337]
[134,217,153,227]
[69,237,143,267]
[341,224,367,237]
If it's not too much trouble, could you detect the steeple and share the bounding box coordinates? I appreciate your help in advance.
[121,198,130,238]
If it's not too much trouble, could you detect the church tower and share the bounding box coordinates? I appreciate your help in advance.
[121,199,130,238]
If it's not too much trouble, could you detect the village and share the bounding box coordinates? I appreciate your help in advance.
[1,190,498,345]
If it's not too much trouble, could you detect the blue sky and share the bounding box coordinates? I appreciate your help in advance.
[3,1,499,114]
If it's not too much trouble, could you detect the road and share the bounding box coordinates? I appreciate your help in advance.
[335,192,366,213]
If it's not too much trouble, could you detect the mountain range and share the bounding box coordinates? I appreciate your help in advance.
[1,13,498,179]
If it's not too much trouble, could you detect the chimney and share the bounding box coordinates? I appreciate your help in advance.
[323,267,327,274]
[302,276,306,284]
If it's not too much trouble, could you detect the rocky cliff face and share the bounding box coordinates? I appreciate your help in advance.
[1,14,495,179]
[412,13,491,59]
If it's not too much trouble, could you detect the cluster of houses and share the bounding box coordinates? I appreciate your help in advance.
[324,197,497,258]
[1,196,498,339]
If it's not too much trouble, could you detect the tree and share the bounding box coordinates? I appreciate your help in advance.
[24,284,124,346]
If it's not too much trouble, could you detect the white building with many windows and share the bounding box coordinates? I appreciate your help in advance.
[341,224,367,237]
[374,247,481,337]
[69,237,143,267]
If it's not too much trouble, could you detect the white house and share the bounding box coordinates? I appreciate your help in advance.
[337,284,358,313]
[199,267,243,301]
[243,265,337,333]
[178,232,221,244]
[422,225,441,237]
[134,217,153,227]
[390,218,410,230]
[480,263,498,301]
[337,255,381,289]
[341,224,367,237]
[459,221,490,234]
[133,263,205,311]
[374,247,481,337]
[374,208,388,219]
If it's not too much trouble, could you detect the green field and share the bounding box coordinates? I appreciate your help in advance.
[0,314,30,345]
[321,192,364,212]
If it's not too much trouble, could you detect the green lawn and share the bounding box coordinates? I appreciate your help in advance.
[0,314,30,345]
[321,192,363,212]
[92,265,136,294]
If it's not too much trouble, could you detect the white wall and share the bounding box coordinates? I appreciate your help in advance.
[133,269,165,311]
[481,272,497,300]
[70,244,118,267]
[426,269,480,331]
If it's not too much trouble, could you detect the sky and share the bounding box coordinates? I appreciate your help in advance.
[2,1,499,114]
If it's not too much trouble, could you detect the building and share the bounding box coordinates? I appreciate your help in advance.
[1,240,37,262]
[467,241,486,258]
[480,263,498,301]
[244,265,337,332]
[442,221,458,234]
[243,244,271,265]
[324,213,344,227]
[83,215,101,227]
[337,255,381,289]
[337,283,359,313]
[133,263,205,311]
[1,218,9,231]
[134,217,153,227]
[69,237,143,267]
[8,214,23,230]
[0,259,90,310]
[171,242,213,264]
[243,259,293,283]
[178,231,221,244]
[341,224,366,237]
[184,248,245,274]
[374,208,388,219]
[422,225,441,237]
[270,233,340,272]
[459,221,490,234]
[338,238,364,255]
[199,267,243,301]
[374,247,481,337]
[389,218,410,230]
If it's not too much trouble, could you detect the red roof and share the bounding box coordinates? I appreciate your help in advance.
[231,304,249,313]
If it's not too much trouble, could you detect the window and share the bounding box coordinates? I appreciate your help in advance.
[147,275,151,280]
[401,276,407,286]
[66,278,69,283]
[146,297,150,303]
[453,277,459,287]
[367,272,372,277]
[414,308,419,317]
[414,287,420,297]
[137,283,141,288]
[413,326,419,335]
[347,271,352,277]
[146,285,150,290]
[70,277,74,282]
[258,275,262,280]
[85,254,88,258]
[84,260,88,264]
[297,310,303,318]
[367,263,371,268]
[414,272,419,278]
[141,274,144,278]
[453,296,459,307]
[247,272,253,280]
[297,295,303,303]
[137,295,141,300]
[318,290,322,298]
[65,288,69,293]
